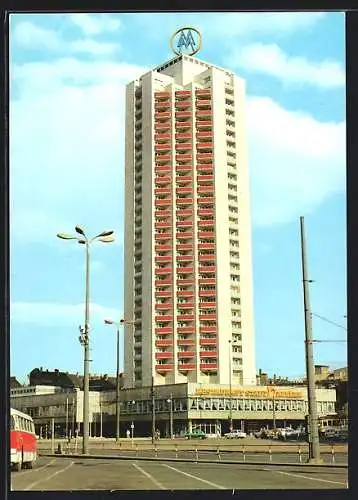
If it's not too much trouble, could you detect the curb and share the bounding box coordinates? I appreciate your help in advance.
[39,452,348,469]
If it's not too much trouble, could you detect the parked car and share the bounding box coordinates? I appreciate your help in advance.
[224,429,247,439]
[184,429,206,439]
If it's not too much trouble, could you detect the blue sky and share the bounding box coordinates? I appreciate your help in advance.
[9,12,346,384]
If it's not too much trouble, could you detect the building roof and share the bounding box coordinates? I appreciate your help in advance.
[10,377,22,389]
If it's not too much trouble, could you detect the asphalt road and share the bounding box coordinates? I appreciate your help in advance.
[11,456,348,491]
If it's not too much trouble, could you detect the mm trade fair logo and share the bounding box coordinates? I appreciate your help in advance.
[170,27,202,56]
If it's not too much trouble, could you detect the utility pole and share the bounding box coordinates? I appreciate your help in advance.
[300,216,322,464]
[151,376,156,444]
[228,340,233,432]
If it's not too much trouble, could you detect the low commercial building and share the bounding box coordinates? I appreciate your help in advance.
[11,382,336,438]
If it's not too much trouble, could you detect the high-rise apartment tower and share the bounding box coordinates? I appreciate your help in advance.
[124,54,256,388]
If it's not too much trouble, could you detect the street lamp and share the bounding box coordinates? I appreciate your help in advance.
[57,226,115,455]
[104,318,134,442]
[167,394,174,439]
[228,339,239,433]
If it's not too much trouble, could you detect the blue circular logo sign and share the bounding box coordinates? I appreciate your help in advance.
[170,27,202,57]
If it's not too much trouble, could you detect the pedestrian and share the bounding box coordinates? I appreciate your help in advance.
[126,429,130,439]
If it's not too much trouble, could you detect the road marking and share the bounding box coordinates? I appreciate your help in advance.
[163,464,226,489]
[267,469,347,486]
[15,459,57,476]
[132,463,166,490]
[24,461,74,491]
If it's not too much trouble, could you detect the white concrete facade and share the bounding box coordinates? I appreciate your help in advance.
[124,55,256,389]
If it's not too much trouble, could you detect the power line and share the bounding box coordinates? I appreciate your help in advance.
[311,312,347,331]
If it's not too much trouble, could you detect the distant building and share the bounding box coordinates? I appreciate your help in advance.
[10,377,22,389]
[315,365,331,382]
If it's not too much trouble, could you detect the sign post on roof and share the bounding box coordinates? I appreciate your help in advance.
[170,27,202,57]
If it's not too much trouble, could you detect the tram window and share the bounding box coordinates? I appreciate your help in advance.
[10,415,15,430]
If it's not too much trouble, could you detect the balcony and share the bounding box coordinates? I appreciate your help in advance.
[155,279,172,286]
[196,110,212,118]
[176,111,192,119]
[176,231,193,240]
[176,90,191,98]
[176,220,193,228]
[199,289,216,297]
[155,133,171,141]
[155,255,172,263]
[176,175,192,184]
[176,143,192,152]
[155,327,172,334]
[178,302,194,310]
[199,256,215,265]
[155,165,171,173]
[178,351,195,358]
[200,338,217,345]
[155,123,171,131]
[198,231,215,239]
[155,315,173,322]
[155,352,173,360]
[198,220,214,229]
[197,142,213,151]
[155,199,171,207]
[199,301,216,309]
[199,314,216,321]
[177,243,193,251]
[155,244,172,252]
[177,208,193,216]
[155,103,171,112]
[175,122,192,130]
[155,176,171,185]
[198,208,214,217]
[155,266,172,275]
[176,153,192,162]
[177,255,193,262]
[177,267,194,274]
[156,364,174,372]
[177,314,195,321]
[200,363,217,370]
[155,290,172,298]
[155,91,171,99]
[196,120,212,129]
[177,290,194,298]
[155,339,173,347]
[155,302,172,310]
[156,154,172,163]
[176,198,193,206]
[197,153,213,161]
[196,89,211,97]
[176,164,193,173]
[155,187,171,195]
[155,111,171,120]
[155,209,171,217]
[197,164,214,173]
[177,278,195,286]
[199,265,216,273]
[177,327,195,334]
[199,278,216,285]
[155,144,171,152]
[176,187,193,195]
[178,363,196,370]
[155,222,171,230]
[196,131,213,139]
[176,132,192,140]
[200,351,217,357]
[197,174,214,183]
[197,197,214,205]
[200,325,217,333]
[177,338,196,345]
[196,99,211,107]
[155,233,172,240]
[175,100,191,109]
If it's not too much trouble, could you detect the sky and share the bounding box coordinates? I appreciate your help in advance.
[9,12,347,384]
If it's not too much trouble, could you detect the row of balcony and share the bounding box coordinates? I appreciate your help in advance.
[154,89,211,99]
[155,278,216,286]
[155,174,214,186]
[155,143,213,152]
[155,110,212,120]
[155,314,217,322]
[155,255,215,264]
[155,232,215,240]
[155,265,215,274]
[155,220,214,229]
[155,164,214,174]
[156,153,213,163]
[154,208,214,217]
[154,100,211,111]
[155,131,213,141]
[155,243,215,251]
[155,338,216,346]
[155,121,213,132]
[155,326,217,334]
[156,289,216,298]
[155,351,217,360]
[155,363,217,372]
[155,302,216,310]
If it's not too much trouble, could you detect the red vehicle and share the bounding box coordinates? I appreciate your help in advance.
[10,408,37,471]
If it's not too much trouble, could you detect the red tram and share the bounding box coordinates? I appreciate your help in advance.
[10,408,37,471]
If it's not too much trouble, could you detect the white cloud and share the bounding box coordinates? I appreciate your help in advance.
[11,301,121,327]
[246,96,345,226]
[227,43,345,88]
[10,56,345,246]
[12,21,119,55]
[69,13,122,35]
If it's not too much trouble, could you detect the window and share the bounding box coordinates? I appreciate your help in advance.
[10,415,15,430]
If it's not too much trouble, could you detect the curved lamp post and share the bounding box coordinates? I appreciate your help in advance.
[57,226,115,455]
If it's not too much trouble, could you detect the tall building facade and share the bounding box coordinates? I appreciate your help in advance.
[124,54,256,388]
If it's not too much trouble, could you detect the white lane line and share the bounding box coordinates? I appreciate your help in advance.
[133,463,166,490]
[16,459,57,476]
[163,464,225,490]
[266,469,347,486]
[24,461,74,491]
